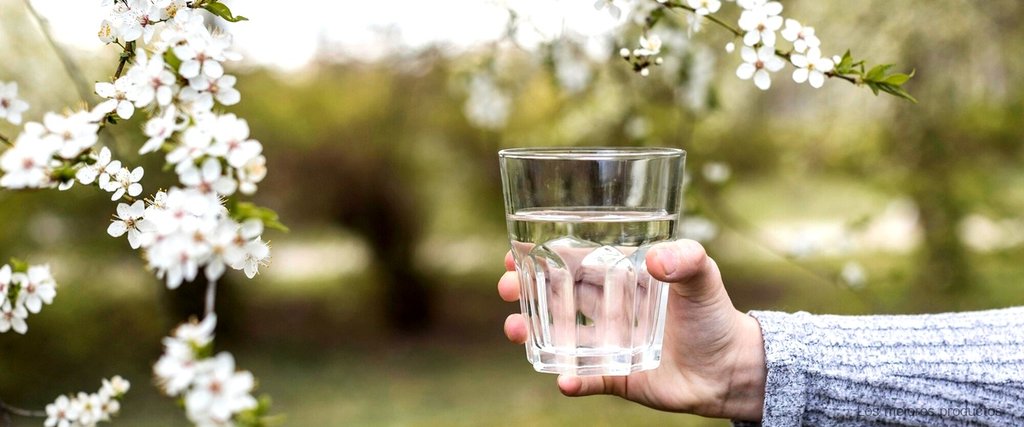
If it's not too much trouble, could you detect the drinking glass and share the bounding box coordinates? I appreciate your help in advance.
[499,147,685,376]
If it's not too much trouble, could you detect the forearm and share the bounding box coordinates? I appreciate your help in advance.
[750,306,1024,426]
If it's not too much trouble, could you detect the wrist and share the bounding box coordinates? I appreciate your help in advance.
[722,312,767,421]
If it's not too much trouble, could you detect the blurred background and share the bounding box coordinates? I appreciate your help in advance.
[2,0,1024,425]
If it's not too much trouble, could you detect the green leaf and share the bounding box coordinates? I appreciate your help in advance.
[9,257,28,273]
[883,73,911,85]
[883,68,915,86]
[203,2,249,22]
[836,50,854,73]
[865,64,893,82]
[878,83,918,104]
[163,50,182,72]
[866,81,880,95]
[235,394,283,427]
[229,201,289,232]
[647,7,665,26]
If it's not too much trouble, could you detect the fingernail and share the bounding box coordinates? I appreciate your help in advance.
[657,245,677,277]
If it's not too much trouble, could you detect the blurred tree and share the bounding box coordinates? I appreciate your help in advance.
[875,1,1024,297]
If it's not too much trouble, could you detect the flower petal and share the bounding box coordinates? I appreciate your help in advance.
[792,68,809,83]
[809,71,825,88]
[116,101,135,120]
[743,31,760,47]
[108,220,128,238]
[753,69,771,90]
[736,63,756,80]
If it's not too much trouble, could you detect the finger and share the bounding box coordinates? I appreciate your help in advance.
[497,271,521,302]
[504,313,528,344]
[557,375,623,397]
[504,251,515,271]
[646,239,724,301]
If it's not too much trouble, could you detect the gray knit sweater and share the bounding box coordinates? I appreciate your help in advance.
[740,306,1024,426]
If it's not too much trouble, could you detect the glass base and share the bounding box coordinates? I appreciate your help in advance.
[527,346,662,376]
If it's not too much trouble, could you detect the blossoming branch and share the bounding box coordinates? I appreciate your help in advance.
[0,0,277,425]
[612,0,917,102]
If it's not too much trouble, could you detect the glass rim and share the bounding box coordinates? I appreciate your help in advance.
[499,147,684,160]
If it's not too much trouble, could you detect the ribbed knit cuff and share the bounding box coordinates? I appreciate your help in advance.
[746,310,812,427]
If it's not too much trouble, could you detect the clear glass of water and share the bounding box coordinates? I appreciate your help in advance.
[499,147,685,376]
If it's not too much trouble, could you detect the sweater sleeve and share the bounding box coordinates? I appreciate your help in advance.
[746,306,1024,426]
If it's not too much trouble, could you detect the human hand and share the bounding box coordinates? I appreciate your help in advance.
[498,239,767,421]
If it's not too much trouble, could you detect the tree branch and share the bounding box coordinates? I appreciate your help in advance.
[113,42,136,79]
[21,0,93,102]
[205,278,217,317]
[0,399,47,420]
[0,133,11,147]
[658,0,867,87]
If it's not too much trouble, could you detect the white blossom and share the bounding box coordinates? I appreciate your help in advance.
[736,46,785,90]
[209,114,262,168]
[175,312,218,347]
[108,200,152,249]
[13,265,56,314]
[76,146,113,185]
[155,315,216,394]
[177,85,216,114]
[206,220,260,281]
[138,187,269,288]
[128,48,177,108]
[552,44,592,94]
[635,34,662,56]
[463,75,510,130]
[141,106,182,154]
[99,161,144,201]
[0,131,60,189]
[791,47,835,88]
[737,0,769,11]
[235,238,270,279]
[840,261,867,289]
[42,111,101,159]
[76,392,105,426]
[0,81,30,125]
[0,265,10,307]
[685,13,703,37]
[167,122,214,166]
[179,158,238,196]
[780,19,820,53]
[687,0,722,16]
[185,353,258,424]
[0,301,28,334]
[44,395,81,427]
[237,155,266,195]
[175,32,233,80]
[102,376,132,397]
[593,0,622,20]
[738,2,783,47]
[679,216,719,242]
[102,0,164,43]
[702,161,732,183]
[95,77,139,120]
[0,262,59,334]
[155,338,203,395]
[187,74,241,107]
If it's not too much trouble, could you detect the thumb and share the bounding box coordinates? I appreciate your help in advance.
[646,239,724,302]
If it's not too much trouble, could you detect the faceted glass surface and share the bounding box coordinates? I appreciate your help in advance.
[514,237,668,376]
